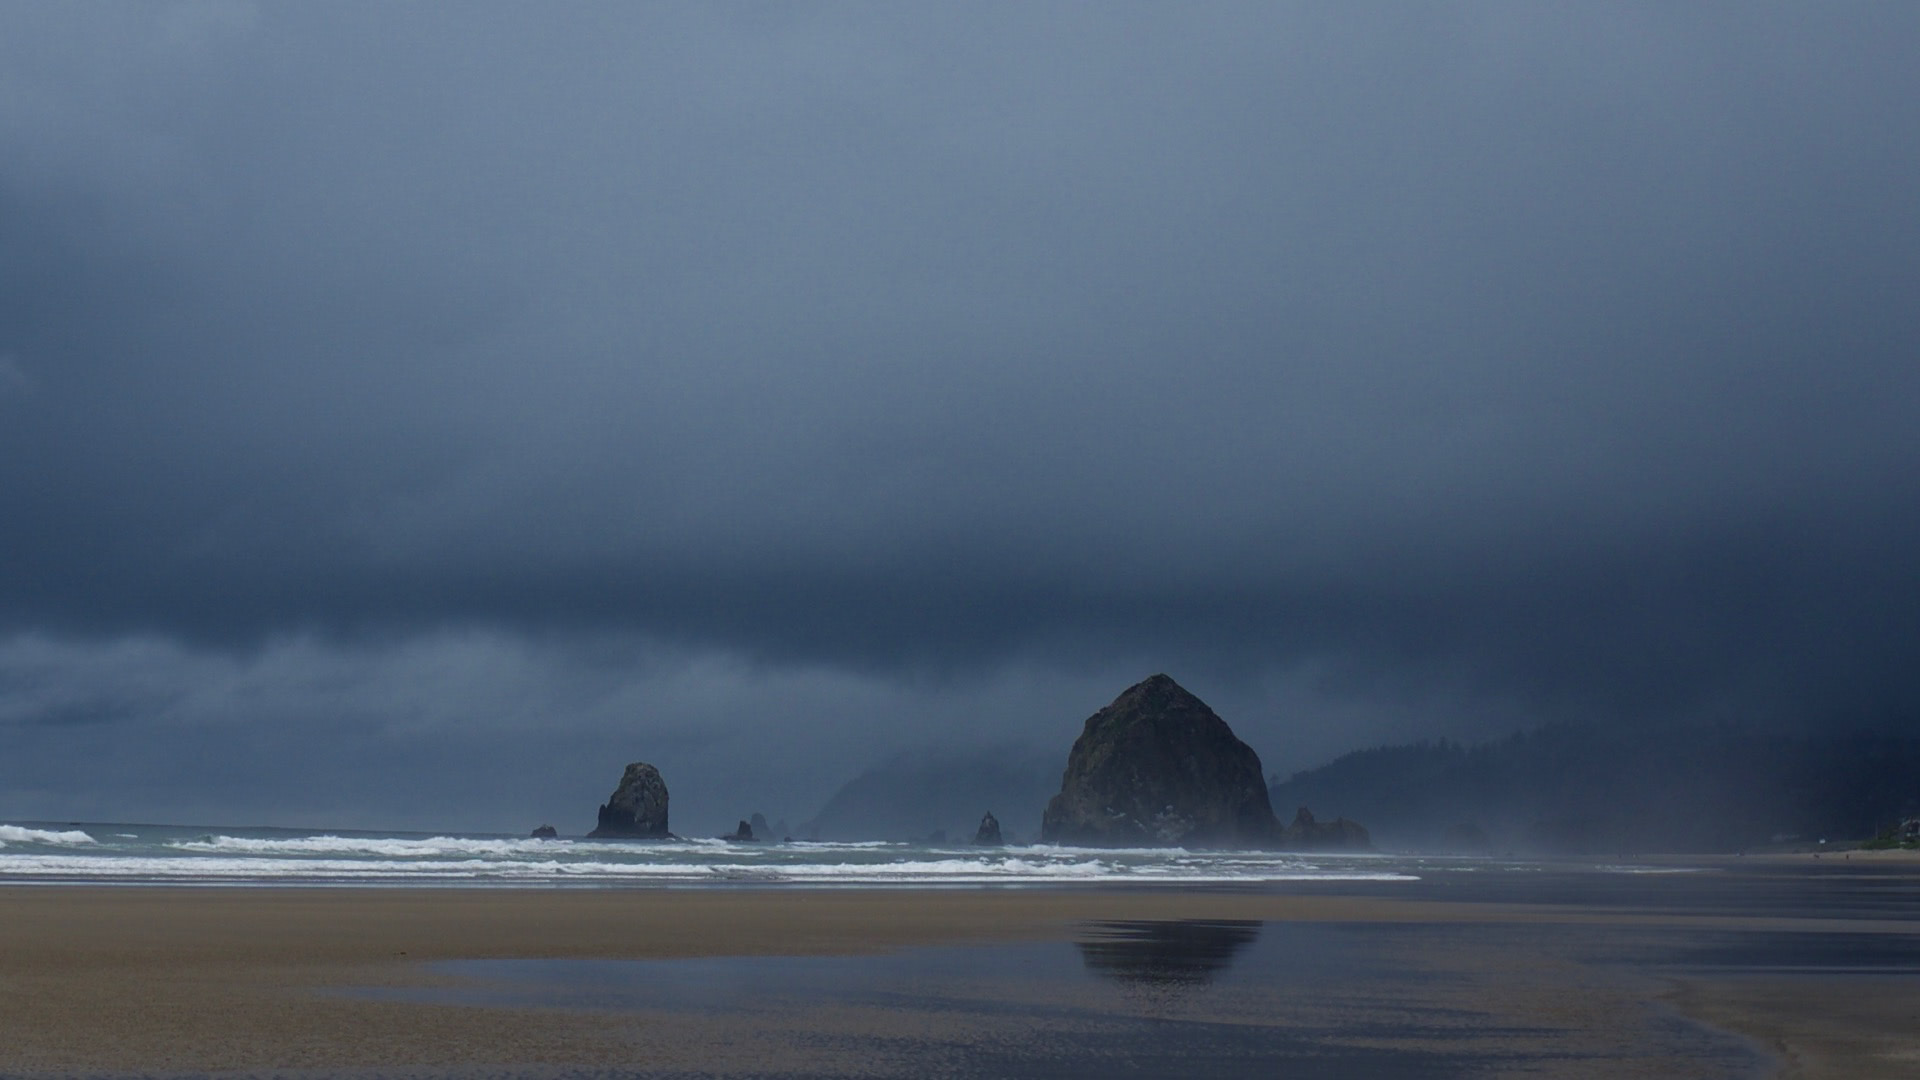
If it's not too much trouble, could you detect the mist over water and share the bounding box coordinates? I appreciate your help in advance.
[1,6,1918,834]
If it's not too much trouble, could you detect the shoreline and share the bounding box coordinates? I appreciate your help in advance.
[3,882,1917,1077]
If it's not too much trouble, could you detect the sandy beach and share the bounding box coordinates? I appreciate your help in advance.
[3,874,1918,1079]
[0,887,1407,1074]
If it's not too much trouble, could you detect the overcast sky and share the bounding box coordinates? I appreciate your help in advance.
[3,3,1917,833]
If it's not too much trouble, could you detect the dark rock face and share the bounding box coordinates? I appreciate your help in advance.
[529,824,559,840]
[1279,806,1372,851]
[974,811,1004,846]
[723,819,758,842]
[587,761,671,839]
[1040,674,1281,848]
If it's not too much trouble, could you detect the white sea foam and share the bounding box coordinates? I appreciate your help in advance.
[0,825,1421,887]
[162,834,951,859]
[167,834,598,858]
[0,825,96,845]
[0,848,1419,886]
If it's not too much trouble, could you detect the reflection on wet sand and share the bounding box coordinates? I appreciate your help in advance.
[14,864,1918,1077]
[1075,919,1261,986]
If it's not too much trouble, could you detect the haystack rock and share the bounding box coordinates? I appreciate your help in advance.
[587,761,671,839]
[529,824,559,840]
[1041,674,1281,847]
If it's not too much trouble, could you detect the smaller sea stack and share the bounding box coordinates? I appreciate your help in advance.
[974,811,1004,846]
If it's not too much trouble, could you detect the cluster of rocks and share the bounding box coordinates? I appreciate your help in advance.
[1279,806,1370,850]
[570,760,807,843]
[551,674,1368,853]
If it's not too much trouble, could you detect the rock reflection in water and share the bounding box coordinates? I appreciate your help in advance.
[1075,919,1262,987]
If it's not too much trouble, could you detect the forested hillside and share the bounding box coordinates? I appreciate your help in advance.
[1269,725,1920,853]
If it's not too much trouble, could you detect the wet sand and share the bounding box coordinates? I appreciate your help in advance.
[2,872,1917,1077]
[0,888,1434,1074]
[1669,977,1920,1080]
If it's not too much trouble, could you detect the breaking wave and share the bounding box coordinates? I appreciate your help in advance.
[0,826,1419,887]
[0,851,1417,885]
[169,834,612,858]
[0,824,97,846]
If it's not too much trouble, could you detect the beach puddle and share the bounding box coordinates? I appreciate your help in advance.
[1073,918,1262,985]
[346,919,1767,1078]
[362,919,1405,1012]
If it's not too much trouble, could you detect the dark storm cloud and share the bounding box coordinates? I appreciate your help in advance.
[3,0,1919,785]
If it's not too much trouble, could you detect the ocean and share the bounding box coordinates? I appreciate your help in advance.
[0,820,1441,886]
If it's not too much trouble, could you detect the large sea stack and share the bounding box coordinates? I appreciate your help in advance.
[587,761,671,839]
[1040,674,1282,847]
